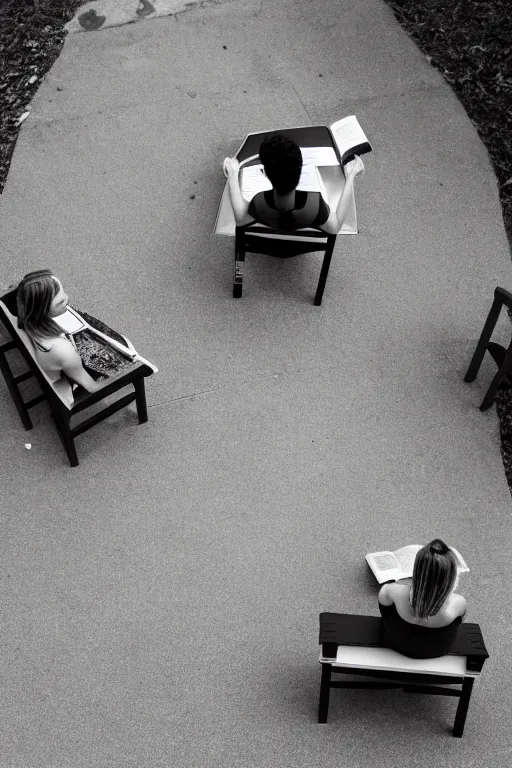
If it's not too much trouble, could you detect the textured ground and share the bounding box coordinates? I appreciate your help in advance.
[1,1,512,765]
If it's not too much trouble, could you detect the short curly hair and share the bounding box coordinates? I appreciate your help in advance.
[259,134,302,195]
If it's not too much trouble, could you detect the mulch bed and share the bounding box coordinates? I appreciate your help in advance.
[0,0,89,192]
[382,0,512,497]
[384,0,512,241]
[2,0,512,492]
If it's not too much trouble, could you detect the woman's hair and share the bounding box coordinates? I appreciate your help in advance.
[16,270,63,340]
[410,539,457,619]
[259,134,303,195]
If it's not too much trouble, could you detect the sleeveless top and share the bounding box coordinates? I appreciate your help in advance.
[248,190,330,231]
[379,602,462,658]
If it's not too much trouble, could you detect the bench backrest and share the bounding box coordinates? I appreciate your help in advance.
[319,612,489,673]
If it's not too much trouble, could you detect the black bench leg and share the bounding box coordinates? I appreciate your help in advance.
[134,377,148,424]
[314,239,335,306]
[233,252,245,298]
[0,349,33,430]
[318,664,332,723]
[464,296,501,382]
[453,677,474,738]
[478,340,512,411]
[53,412,79,467]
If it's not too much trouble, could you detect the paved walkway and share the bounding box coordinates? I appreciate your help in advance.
[1,0,512,765]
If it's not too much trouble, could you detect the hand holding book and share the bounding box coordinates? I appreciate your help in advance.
[344,155,365,179]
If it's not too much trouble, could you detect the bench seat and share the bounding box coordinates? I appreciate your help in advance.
[318,612,488,737]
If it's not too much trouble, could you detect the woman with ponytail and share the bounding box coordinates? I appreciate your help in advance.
[377,539,467,658]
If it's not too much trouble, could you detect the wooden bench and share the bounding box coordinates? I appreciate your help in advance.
[318,613,488,737]
[464,286,512,410]
[0,286,157,467]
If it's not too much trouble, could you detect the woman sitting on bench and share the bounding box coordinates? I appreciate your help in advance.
[17,270,101,393]
[378,539,467,658]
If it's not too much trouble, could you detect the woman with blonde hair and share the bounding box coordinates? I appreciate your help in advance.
[378,539,467,658]
[16,270,101,393]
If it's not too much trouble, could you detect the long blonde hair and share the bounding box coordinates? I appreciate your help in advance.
[16,270,63,340]
[410,539,457,619]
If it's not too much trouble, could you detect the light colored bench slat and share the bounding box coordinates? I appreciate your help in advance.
[325,645,471,677]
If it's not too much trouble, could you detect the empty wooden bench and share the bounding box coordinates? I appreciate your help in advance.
[318,612,488,737]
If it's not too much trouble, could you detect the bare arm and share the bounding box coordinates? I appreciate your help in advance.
[225,157,255,227]
[52,339,102,393]
[320,156,364,234]
[378,583,394,606]
[453,594,467,618]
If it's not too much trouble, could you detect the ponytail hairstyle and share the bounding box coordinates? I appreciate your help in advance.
[410,539,457,619]
[16,270,63,340]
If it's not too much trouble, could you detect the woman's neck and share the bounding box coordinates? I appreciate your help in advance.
[273,189,296,210]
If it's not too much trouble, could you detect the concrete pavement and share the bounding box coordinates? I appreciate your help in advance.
[1,0,512,765]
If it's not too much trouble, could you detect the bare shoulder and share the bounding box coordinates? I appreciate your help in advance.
[450,593,467,618]
[48,336,78,364]
[378,582,406,605]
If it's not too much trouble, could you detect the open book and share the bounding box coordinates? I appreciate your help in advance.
[366,544,470,584]
[330,114,372,164]
[240,163,327,203]
[54,306,158,371]
[54,308,86,335]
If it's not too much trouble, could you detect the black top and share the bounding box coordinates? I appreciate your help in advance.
[248,190,330,232]
[379,602,462,659]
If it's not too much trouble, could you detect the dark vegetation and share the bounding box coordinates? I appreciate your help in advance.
[0,0,88,192]
[383,0,512,493]
[385,0,512,240]
[1,0,512,488]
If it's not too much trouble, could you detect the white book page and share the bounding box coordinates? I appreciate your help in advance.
[300,146,339,166]
[240,165,272,200]
[366,551,402,582]
[54,309,85,334]
[330,115,369,158]
[241,163,322,202]
[372,552,400,572]
[394,545,422,576]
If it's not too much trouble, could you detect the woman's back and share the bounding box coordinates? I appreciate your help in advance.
[32,334,74,382]
[379,583,465,658]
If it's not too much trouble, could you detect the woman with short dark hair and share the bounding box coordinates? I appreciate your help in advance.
[224,133,364,234]
[377,539,467,658]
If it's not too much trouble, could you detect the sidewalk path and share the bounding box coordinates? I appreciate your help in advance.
[1,0,511,765]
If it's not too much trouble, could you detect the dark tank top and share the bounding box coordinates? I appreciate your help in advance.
[379,602,462,658]
[248,190,330,231]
